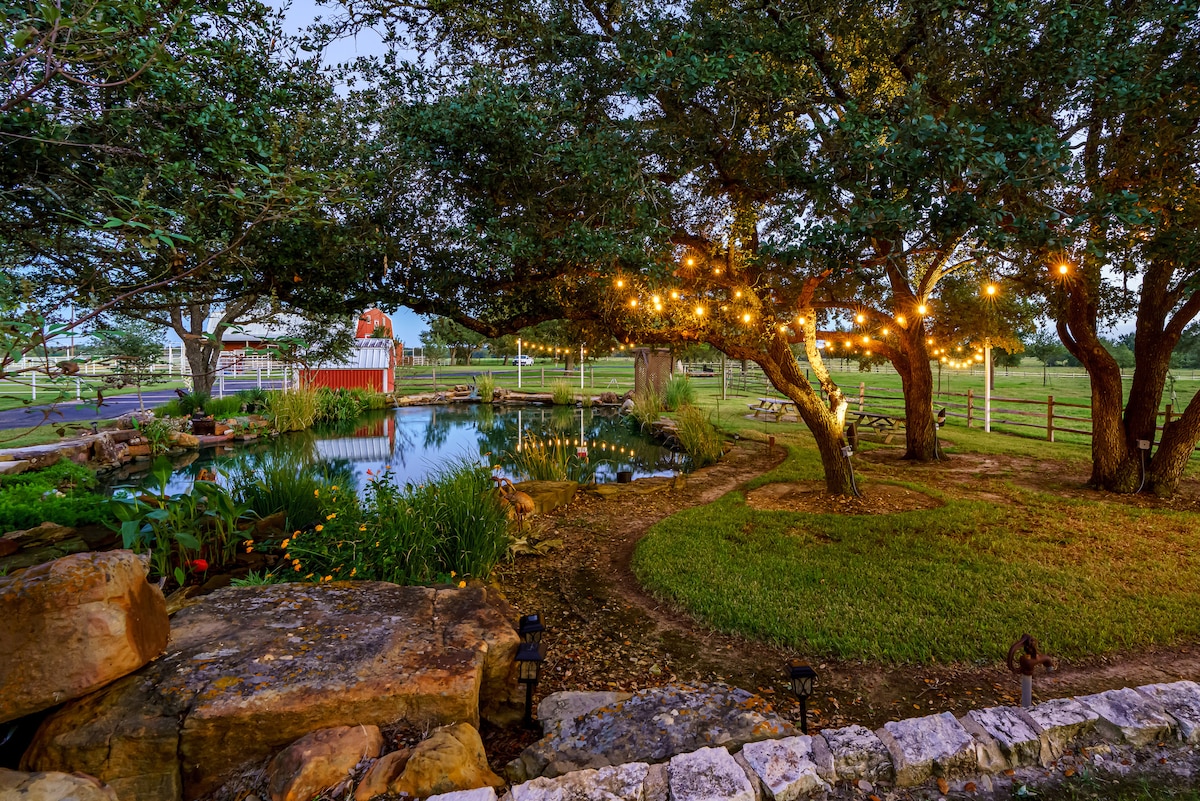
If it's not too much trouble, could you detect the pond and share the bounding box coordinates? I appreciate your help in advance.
[107,404,691,495]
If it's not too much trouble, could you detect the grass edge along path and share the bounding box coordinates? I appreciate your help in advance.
[631,435,1200,664]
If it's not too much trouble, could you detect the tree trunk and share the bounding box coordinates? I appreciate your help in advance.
[1147,396,1200,495]
[892,332,940,461]
[746,332,857,496]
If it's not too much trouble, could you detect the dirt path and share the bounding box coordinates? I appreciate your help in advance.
[486,440,1200,765]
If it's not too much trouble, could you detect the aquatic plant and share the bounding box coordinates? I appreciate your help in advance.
[268,389,318,431]
[674,404,724,467]
[550,380,575,406]
[662,376,697,411]
[627,388,663,430]
[0,459,108,531]
[227,446,352,530]
[476,374,495,403]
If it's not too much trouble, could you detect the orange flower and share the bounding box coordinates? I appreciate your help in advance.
[313,489,319,498]
[325,513,336,520]
[323,575,332,582]
[458,580,466,588]
[294,563,302,571]
[350,568,357,576]
[358,525,367,532]
[315,525,324,532]
[281,539,290,549]
[331,485,339,492]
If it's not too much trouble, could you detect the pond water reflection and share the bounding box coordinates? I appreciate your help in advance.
[109,404,689,494]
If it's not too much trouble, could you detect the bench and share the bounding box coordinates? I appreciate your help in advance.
[853,412,905,443]
[748,397,797,419]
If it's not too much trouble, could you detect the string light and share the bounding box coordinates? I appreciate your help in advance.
[896,315,907,326]
[694,305,705,316]
[1057,263,1070,276]
[985,284,998,296]
[686,258,695,267]
[742,313,752,323]
[855,313,866,324]
[670,291,679,300]
[881,328,889,336]
[916,303,928,315]
[629,298,638,308]
[615,279,624,288]
[735,290,742,298]
[797,315,806,325]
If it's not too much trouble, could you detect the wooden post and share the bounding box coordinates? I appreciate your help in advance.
[1165,403,1174,426]
[1046,395,1055,442]
[859,382,865,412]
[966,389,973,428]
[541,368,545,388]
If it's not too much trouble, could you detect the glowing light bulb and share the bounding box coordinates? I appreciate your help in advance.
[985,284,997,296]
[855,313,865,324]
[1057,263,1069,275]
[927,337,934,345]
[670,291,679,300]
[779,325,788,333]
[695,306,705,316]
[881,328,889,335]
[917,304,928,315]
[797,316,806,325]
[713,267,722,275]
[686,258,695,266]
[742,313,752,323]
[862,336,870,344]
[897,315,907,326]
[616,279,624,288]
[844,340,852,347]
[735,290,742,298]
[629,298,638,308]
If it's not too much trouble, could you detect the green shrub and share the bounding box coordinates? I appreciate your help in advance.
[674,404,724,467]
[268,389,318,431]
[663,376,697,411]
[476,374,495,403]
[0,460,109,531]
[550,380,575,406]
[175,391,210,416]
[348,388,388,410]
[203,395,247,419]
[285,462,509,585]
[627,388,663,430]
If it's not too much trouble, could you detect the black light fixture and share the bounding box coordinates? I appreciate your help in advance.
[788,660,818,734]
[518,613,545,645]
[515,641,547,728]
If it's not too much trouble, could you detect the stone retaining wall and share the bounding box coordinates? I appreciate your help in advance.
[477,681,1200,801]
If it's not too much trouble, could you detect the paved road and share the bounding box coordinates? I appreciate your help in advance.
[0,380,283,431]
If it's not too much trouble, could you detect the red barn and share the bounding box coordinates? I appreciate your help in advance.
[300,308,399,393]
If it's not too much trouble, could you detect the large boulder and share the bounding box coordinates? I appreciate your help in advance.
[509,684,796,781]
[386,723,506,799]
[22,583,519,801]
[0,550,168,724]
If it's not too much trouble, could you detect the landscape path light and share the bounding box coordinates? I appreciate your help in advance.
[518,613,545,645]
[515,640,547,728]
[788,660,818,734]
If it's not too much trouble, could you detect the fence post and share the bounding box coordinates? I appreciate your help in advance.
[32,371,36,401]
[1165,403,1174,427]
[859,382,865,412]
[1047,395,1055,442]
[966,389,973,428]
[541,368,545,388]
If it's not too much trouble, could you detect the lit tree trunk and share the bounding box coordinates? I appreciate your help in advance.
[892,335,940,461]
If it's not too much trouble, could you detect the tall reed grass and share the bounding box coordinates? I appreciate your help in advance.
[315,388,363,425]
[269,389,318,431]
[674,404,724,467]
[628,388,663,430]
[476,374,495,403]
[506,439,599,482]
[228,444,352,529]
[663,376,697,411]
[550,380,575,406]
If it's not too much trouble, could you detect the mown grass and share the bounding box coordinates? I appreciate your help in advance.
[633,434,1200,663]
[1025,772,1200,801]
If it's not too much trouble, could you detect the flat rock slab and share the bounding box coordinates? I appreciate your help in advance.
[516,481,579,515]
[512,684,795,781]
[878,712,977,787]
[0,768,118,800]
[23,583,519,801]
[1076,687,1176,747]
[740,736,828,801]
[962,707,1045,769]
[1024,698,1099,759]
[818,725,892,784]
[1136,681,1200,744]
[538,692,633,739]
[433,789,500,801]
[669,748,754,801]
[510,762,650,801]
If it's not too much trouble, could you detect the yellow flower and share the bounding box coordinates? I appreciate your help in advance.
[243,539,254,546]
[293,563,302,571]
[313,489,319,497]
[350,568,357,576]
[293,530,300,536]
[331,485,339,492]
[284,553,291,560]
[333,566,341,572]
[323,575,332,582]
[458,580,466,588]
[281,539,290,549]
[245,546,253,553]
[326,513,336,520]
[305,573,314,579]
[450,571,457,577]
[358,525,367,531]
[375,541,380,547]
[315,525,324,532]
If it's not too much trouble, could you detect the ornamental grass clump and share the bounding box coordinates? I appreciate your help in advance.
[674,404,724,467]
[268,389,318,431]
[315,388,365,425]
[627,388,663,431]
[282,462,510,586]
[550,379,575,406]
[476,374,496,403]
[506,439,599,483]
[228,445,351,530]
[662,376,697,411]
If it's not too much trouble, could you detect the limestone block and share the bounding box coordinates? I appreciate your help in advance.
[0,550,168,724]
[538,692,633,738]
[1135,681,1200,744]
[877,712,977,787]
[806,736,834,786]
[962,707,1046,769]
[644,763,670,801]
[510,762,650,801]
[1024,698,1099,759]
[0,459,30,476]
[819,725,893,784]
[0,768,119,800]
[429,789,500,801]
[739,736,829,801]
[669,748,754,801]
[1076,688,1176,747]
[267,725,383,801]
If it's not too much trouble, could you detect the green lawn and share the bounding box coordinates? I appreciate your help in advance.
[632,430,1200,664]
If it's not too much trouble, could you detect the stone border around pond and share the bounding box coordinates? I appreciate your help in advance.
[483,681,1200,801]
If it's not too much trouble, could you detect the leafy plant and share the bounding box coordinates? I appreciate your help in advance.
[202,395,249,420]
[663,376,697,411]
[268,389,318,431]
[228,446,351,530]
[550,380,575,406]
[176,391,211,416]
[134,415,176,456]
[674,404,724,467]
[315,388,364,425]
[230,568,286,586]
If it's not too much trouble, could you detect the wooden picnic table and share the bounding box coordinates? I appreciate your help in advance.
[852,412,905,443]
[748,397,797,418]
